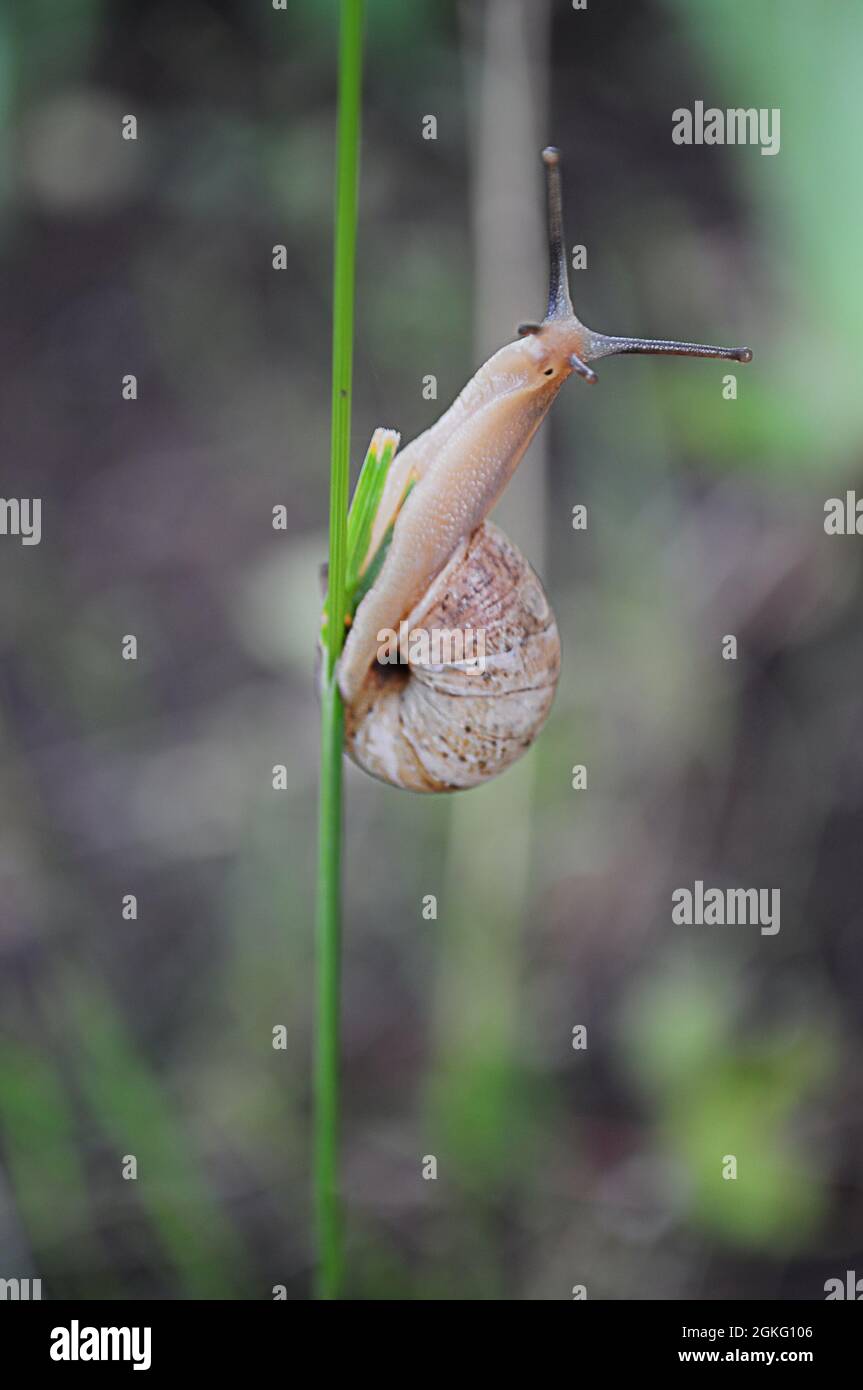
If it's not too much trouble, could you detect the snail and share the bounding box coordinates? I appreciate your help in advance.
[333,147,751,793]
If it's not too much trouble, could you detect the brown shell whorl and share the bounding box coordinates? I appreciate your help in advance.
[343,521,560,792]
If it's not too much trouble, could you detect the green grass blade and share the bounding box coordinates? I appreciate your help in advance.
[67,984,245,1298]
[321,426,399,643]
[345,427,399,593]
[315,0,365,1302]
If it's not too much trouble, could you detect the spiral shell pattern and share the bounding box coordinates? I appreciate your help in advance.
[343,521,560,792]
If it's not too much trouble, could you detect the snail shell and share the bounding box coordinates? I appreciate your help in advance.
[344,520,560,792]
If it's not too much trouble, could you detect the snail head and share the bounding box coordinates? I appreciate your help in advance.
[515,146,752,386]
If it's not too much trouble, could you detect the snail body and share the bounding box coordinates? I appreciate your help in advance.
[334,149,751,793]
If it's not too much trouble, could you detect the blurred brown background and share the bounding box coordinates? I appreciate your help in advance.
[0,0,862,1299]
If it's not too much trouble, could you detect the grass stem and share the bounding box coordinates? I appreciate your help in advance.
[314,0,364,1301]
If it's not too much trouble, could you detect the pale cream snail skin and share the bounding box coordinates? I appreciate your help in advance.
[336,147,752,793]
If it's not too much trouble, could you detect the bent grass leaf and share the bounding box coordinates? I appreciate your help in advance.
[321,426,401,640]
